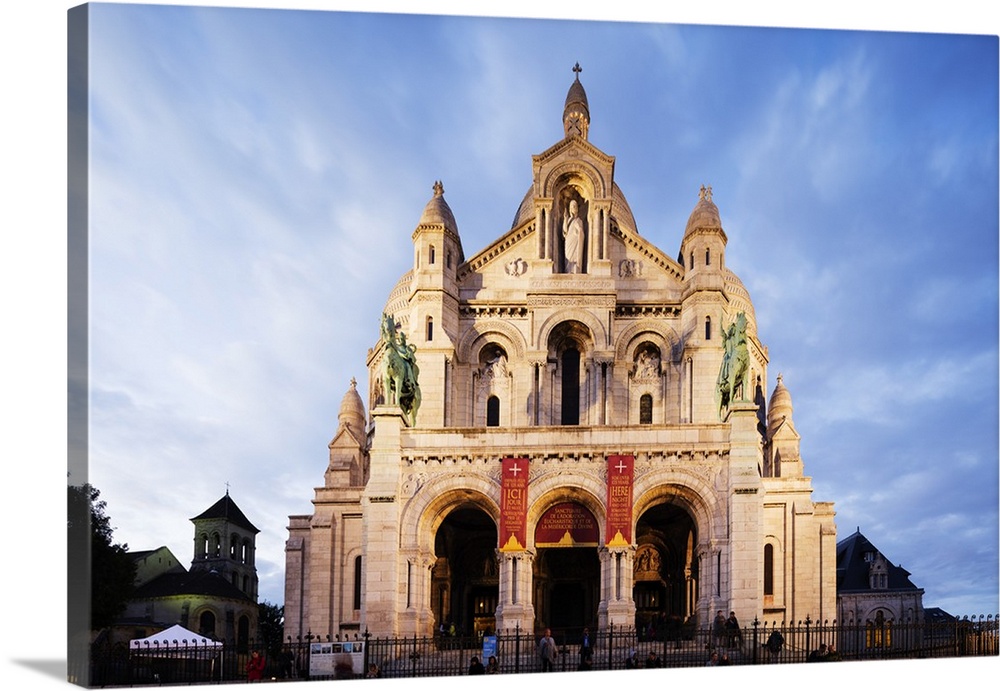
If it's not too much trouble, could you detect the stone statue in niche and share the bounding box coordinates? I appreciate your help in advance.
[562,198,585,273]
[634,545,661,578]
[634,347,661,381]
[484,353,508,380]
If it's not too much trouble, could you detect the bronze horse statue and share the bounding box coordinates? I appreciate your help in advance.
[716,312,749,417]
[380,313,421,426]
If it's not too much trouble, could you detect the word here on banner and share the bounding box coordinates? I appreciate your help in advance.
[606,454,634,546]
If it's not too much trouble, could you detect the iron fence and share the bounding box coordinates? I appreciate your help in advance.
[82,614,998,686]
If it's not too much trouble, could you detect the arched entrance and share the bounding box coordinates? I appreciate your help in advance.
[532,502,600,634]
[633,502,698,639]
[432,505,499,637]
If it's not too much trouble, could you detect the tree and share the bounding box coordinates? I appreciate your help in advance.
[68,483,137,631]
[257,600,285,658]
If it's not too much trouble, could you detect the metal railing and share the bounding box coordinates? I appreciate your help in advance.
[82,614,998,685]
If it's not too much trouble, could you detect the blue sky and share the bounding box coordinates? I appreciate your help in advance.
[4,1,998,688]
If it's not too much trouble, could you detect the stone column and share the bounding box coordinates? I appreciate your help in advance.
[361,407,406,636]
[598,546,636,628]
[495,550,535,632]
[725,401,764,623]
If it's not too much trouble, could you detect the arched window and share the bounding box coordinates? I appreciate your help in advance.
[689,252,694,269]
[866,611,893,649]
[198,533,209,559]
[639,394,653,424]
[764,544,774,596]
[212,533,221,558]
[429,244,436,265]
[199,611,216,638]
[230,534,238,559]
[446,249,452,268]
[561,347,581,425]
[237,615,250,653]
[240,540,249,564]
[705,316,712,340]
[705,248,711,265]
[426,316,434,342]
[353,556,363,610]
[486,395,500,427]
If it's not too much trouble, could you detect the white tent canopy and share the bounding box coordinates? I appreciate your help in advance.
[130,624,223,649]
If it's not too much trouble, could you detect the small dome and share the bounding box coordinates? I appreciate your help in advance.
[417,181,458,235]
[564,74,590,121]
[562,63,591,139]
[767,374,793,432]
[684,184,722,237]
[338,378,367,433]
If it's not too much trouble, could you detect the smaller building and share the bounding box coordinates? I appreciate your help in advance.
[111,492,261,648]
[837,527,924,625]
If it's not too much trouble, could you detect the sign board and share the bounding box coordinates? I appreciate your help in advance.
[534,502,599,547]
[308,641,365,678]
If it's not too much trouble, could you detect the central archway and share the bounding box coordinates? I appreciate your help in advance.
[532,502,600,635]
[633,502,698,639]
[432,505,498,637]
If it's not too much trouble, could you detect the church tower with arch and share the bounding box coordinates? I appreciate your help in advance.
[284,67,837,640]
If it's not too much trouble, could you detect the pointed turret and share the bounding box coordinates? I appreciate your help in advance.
[563,62,590,139]
[765,374,803,478]
[337,377,367,437]
[327,378,369,487]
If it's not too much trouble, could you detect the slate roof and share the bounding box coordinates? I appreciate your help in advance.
[924,607,956,624]
[190,493,260,534]
[131,568,252,602]
[836,528,920,592]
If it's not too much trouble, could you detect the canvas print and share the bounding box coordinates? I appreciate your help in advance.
[64,2,998,688]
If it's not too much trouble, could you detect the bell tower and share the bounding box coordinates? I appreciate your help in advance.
[190,491,260,600]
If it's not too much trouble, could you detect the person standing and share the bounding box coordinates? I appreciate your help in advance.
[712,610,726,648]
[538,628,557,672]
[246,650,266,682]
[579,627,593,668]
[725,611,742,648]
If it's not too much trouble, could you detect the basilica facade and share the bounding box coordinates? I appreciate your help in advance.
[284,69,837,640]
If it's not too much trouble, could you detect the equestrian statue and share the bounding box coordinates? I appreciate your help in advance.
[716,312,749,418]
[379,313,421,427]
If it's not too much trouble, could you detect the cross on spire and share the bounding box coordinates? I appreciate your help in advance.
[572,62,582,79]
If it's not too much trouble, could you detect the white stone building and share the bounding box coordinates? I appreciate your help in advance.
[284,68,837,640]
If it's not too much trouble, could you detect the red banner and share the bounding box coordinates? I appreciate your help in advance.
[534,502,599,547]
[606,455,634,546]
[499,458,529,551]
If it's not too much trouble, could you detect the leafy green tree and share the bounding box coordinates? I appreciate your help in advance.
[68,483,137,630]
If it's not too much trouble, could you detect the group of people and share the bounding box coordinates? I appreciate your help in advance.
[704,650,734,666]
[623,649,664,669]
[467,655,500,675]
[712,610,743,648]
[807,643,841,662]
